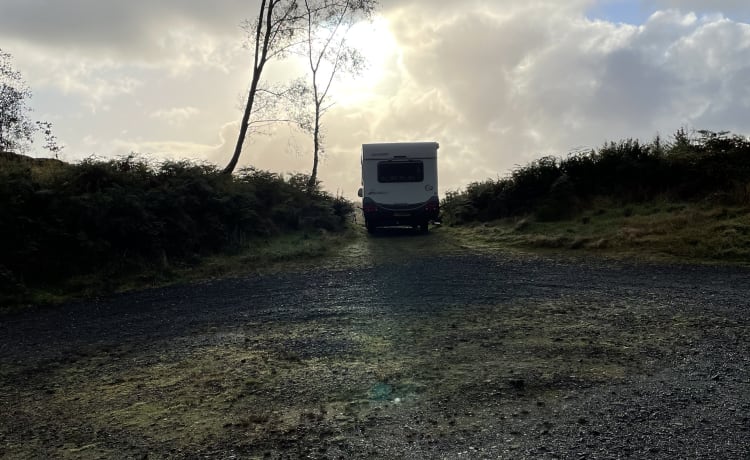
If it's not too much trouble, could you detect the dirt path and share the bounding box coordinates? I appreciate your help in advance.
[1,231,749,459]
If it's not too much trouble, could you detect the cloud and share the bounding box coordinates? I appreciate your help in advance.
[150,106,200,125]
[3,0,750,200]
[0,0,252,58]
[647,0,750,16]
[357,2,750,193]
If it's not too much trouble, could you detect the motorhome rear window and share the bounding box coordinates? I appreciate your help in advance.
[377,161,423,183]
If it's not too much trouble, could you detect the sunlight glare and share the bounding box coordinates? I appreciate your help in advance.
[332,15,398,106]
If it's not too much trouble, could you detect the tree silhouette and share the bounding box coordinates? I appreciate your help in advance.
[300,0,376,189]
[0,49,35,152]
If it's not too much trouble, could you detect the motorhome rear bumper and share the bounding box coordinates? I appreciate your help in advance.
[362,196,439,226]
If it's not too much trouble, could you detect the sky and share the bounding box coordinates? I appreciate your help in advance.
[2,0,750,199]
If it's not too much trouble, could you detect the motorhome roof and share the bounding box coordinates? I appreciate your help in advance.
[362,142,439,160]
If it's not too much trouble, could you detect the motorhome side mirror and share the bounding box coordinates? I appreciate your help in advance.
[357,187,363,198]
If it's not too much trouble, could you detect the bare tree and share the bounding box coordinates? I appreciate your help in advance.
[223,0,308,174]
[300,0,377,188]
[0,48,35,152]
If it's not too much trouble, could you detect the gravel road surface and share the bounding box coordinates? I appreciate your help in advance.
[1,233,749,459]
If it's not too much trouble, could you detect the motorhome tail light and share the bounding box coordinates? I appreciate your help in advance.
[362,197,378,214]
[424,196,440,212]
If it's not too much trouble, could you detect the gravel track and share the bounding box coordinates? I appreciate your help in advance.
[1,236,749,459]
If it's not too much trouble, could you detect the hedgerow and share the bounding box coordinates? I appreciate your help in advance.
[0,154,353,295]
[441,129,750,224]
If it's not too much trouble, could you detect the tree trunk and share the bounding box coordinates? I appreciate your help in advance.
[308,101,321,190]
[223,0,271,175]
[223,73,260,175]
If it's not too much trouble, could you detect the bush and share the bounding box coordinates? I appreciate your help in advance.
[442,129,750,225]
[0,153,354,290]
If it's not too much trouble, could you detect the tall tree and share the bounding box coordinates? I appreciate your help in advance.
[223,0,307,174]
[301,0,376,188]
[0,48,35,152]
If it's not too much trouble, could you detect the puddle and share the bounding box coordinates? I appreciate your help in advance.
[368,381,423,403]
[368,382,394,401]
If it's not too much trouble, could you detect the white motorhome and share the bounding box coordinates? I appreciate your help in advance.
[357,142,439,233]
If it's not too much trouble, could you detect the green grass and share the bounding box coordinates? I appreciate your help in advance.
[441,199,750,265]
[2,228,358,314]
[192,228,358,276]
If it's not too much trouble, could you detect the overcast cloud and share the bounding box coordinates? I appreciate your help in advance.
[1,0,749,197]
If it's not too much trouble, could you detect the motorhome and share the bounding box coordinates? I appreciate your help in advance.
[357,142,439,233]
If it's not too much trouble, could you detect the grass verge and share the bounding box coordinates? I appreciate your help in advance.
[2,228,358,314]
[441,199,750,265]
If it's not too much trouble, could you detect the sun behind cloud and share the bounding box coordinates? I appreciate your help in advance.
[329,16,400,106]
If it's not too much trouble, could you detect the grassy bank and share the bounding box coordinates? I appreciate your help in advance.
[440,199,750,265]
[11,229,357,309]
[438,129,750,265]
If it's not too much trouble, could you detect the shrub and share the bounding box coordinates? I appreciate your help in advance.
[442,129,750,225]
[0,153,354,291]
